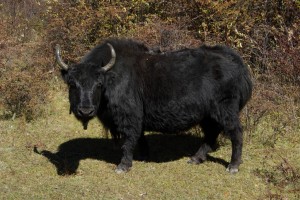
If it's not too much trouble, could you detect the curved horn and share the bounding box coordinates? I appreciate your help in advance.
[102,43,116,72]
[55,44,69,70]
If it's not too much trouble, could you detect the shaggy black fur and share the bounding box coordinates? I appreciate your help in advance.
[60,38,252,174]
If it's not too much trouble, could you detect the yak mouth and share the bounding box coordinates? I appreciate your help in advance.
[69,105,97,130]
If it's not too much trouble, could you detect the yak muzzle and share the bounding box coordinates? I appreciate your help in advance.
[77,106,95,117]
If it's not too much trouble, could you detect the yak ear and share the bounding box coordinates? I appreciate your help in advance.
[60,69,69,83]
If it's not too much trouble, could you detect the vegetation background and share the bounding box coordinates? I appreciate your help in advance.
[0,0,299,199]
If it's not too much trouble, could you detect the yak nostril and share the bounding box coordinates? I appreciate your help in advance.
[77,106,95,117]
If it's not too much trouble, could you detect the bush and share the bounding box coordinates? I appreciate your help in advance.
[0,65,48,121]
[0,42,51,121]
[0,0,50,121]
[0,0,299,122]
[43,0,299,83]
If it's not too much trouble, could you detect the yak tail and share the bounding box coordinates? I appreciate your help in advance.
[239,71,253,110]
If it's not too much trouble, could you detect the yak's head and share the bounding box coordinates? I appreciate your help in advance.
[55,43,116,130]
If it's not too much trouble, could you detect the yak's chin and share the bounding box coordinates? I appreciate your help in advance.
[82,119,89,130]
[75,115,94,130]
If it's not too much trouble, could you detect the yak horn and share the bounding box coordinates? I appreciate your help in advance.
[55,44,69,70]
[102,43,116,72]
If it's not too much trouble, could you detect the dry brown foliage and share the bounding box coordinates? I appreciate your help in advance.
[1,0,299,124]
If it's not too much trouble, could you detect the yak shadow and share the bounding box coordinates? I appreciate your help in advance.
[34,134,229,175]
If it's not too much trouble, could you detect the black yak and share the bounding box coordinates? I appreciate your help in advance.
[55,39,252,174]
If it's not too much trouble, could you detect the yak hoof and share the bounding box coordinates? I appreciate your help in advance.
[115,164,130,174]
[187,157,204,165]
[115,168,126,174]
[226,164,239,174]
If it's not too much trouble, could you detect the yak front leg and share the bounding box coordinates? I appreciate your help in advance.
[115,128,140,174]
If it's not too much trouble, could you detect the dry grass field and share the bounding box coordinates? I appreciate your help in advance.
[0,87,299,199]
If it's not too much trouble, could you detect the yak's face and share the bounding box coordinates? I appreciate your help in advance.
[61,64,105,129]
[55,43,116,129]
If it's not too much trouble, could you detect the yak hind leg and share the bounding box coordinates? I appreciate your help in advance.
[224,117,243,174]
[216,100,243,174]
[188,118,222,164]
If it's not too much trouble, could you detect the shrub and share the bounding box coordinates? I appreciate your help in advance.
[0,0,50,121]
[0,66,48,121]
[0,0,299,122]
